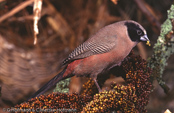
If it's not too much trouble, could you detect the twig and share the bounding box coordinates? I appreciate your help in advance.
[134,0,161,31]
[0,0,5,3]
[33,0,42,45]
[0,0,34,23]
[111,0,118,5]
[8,15,34,22]
[44,0,75,48]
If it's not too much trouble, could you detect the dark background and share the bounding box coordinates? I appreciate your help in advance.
[0,0,174,112]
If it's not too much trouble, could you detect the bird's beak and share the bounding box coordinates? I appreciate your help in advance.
[140,34,149,41]
[140,34,151,46]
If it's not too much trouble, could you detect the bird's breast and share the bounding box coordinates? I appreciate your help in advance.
[71,47,131,78]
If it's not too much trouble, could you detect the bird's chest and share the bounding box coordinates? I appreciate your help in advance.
[73,48,130,78]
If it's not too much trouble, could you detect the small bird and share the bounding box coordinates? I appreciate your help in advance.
[29,20,150,99]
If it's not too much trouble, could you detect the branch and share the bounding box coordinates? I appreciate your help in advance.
[148,4,174,94]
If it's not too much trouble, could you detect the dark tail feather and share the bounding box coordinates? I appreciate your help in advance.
[27,68,67,101]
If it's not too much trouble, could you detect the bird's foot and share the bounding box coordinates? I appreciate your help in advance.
[93,78,102,93]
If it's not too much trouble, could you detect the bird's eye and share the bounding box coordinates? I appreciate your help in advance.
[137,30,142,35]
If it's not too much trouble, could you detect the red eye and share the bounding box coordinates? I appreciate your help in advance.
[137,30,142,35]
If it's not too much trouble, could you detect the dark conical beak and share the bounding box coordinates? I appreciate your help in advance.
[140,34,150,41]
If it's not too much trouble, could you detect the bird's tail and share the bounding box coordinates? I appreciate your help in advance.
[28,68,69,100]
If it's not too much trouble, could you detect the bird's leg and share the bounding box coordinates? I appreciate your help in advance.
[93,78,102,92]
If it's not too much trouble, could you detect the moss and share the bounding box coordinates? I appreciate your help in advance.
[147,5,174,93]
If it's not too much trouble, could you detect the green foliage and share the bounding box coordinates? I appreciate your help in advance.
[53,78,70,93]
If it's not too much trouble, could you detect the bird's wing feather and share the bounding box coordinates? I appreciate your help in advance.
[63,35,117,65]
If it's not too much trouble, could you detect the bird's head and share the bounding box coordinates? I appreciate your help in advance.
[124,20,150,46]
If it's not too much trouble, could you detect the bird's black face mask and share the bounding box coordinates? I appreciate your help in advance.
[125,22,149,42]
